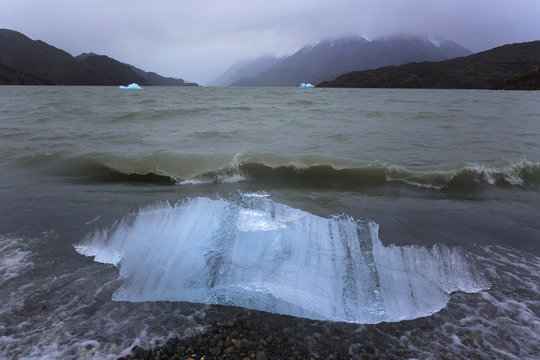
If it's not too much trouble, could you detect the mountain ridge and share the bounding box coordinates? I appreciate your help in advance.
[209,55,283,87]
[223,35,472,87]
[317,40,540,89]
[0,29,197,86]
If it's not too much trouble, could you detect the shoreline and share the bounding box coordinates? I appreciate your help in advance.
[117,306,379,360]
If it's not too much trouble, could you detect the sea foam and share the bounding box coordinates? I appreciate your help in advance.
[0,236,34,284]
[76,194,489,323]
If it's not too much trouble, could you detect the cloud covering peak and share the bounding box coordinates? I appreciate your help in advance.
[1,0,539,84]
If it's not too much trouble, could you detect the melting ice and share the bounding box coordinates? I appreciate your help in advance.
[76,194,488,323]
[119,83,142,89]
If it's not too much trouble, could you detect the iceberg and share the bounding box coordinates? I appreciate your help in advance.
[299,82,314,88]
[119,83,142,89]
[76,194,488,323]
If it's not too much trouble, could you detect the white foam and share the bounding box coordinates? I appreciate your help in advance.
[422,245,540,360]
[85,215,101,225]
[385,159,540,189]
[176,151,248,185]
[244,191,271,198]
[0,252,208,360]
[465,159,540,186]
[76,194,488,323]
[177,179,206,185]
[0,236,34,283]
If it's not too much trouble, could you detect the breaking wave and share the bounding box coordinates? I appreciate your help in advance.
[76,193,488,323]
[14,151,540,190]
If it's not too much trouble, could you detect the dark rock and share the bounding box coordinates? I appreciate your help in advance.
[349,343,362,355]
[364,346,375,354]
[210,346,221,356]
[132,345,152,360]
[163,338,179,355]
[256,351,267,360]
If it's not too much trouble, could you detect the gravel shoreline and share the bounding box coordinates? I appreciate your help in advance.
[117,306,380,360]
[117,292,495,360]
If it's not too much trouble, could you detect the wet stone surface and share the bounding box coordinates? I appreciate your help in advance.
[117,307,381,360]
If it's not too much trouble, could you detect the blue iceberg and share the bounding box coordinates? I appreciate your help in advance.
[299,83,314,88]
[119,83,142,89]
[76,194,488,323]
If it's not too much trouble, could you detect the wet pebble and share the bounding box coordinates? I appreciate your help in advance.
[116,308,378,360]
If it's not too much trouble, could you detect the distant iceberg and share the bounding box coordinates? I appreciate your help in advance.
[119,83,142,89]
[299,82,314,88]
[76,193,488,323]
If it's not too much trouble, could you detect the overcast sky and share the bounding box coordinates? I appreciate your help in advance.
[1,0,539,84]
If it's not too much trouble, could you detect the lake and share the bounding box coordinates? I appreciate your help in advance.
[0,86,538,359]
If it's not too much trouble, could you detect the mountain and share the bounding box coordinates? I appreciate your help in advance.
[500,68,540,90]
[317,41,540,89]
[227,35,472,87]
[209,55,283,86]
[0,63,50,85]
[0,29,111,85]
[0,29,197,86]
[76,53,198,86]
[74,53,149,85]
[128,66,198,86]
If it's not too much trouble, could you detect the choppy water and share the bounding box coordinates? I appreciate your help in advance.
[0,86,539,359]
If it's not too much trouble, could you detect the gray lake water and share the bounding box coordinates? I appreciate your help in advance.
[0,86,539,359]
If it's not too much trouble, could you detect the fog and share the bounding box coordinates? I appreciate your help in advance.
[1,0,539,84]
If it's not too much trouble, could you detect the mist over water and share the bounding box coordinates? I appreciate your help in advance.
[0,86,539,359]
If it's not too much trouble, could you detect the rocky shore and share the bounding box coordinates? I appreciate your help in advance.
[114,291,505,360]
[117,306,380,360]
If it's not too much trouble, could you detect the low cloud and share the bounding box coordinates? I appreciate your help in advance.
[2,0,539,84]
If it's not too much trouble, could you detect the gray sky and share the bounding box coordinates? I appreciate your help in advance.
[1,0,539,84]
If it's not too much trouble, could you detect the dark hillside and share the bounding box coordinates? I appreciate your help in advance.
[0,29,197,86]
[0,63,51,84]
[500,68,540,90]
[317,41,540,89]
[78,54,149,86]
[0,29,110,84]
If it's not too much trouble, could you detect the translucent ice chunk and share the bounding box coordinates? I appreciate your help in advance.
[119,83,142,89]
[76,194,488,323]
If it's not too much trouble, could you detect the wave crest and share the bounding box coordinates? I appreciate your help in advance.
[16,151,540,190]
